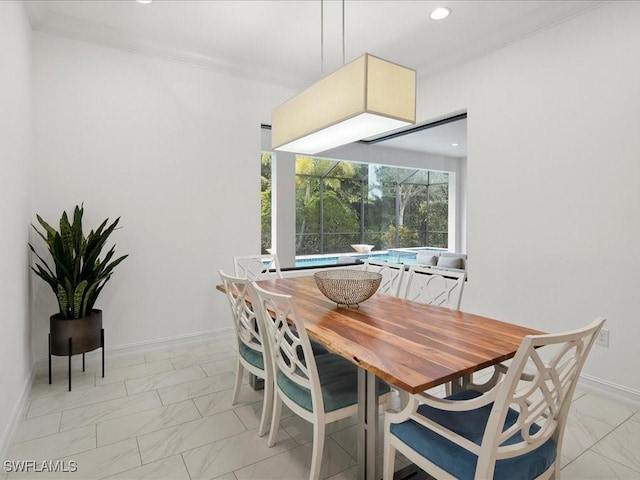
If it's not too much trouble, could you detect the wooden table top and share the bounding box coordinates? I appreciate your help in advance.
[217,275,543,394]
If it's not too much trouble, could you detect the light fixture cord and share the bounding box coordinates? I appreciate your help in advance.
[320,0,324,78]
[320,0,345,76]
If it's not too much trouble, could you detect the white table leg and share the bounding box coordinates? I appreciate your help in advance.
[357,368,378,480]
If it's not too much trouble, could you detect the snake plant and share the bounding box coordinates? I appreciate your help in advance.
[29,205,128,319]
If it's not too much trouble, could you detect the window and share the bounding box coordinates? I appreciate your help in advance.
[260,152,272,254]
[294,156,449,255]
[261,116,465,262]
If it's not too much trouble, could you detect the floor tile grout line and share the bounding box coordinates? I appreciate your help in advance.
[581,418,640,474]
[557,407,631,470]
[97,439,145,480]
[231,407,251,435]
[96,395,207,444]
[95,362,179,387]
[179,452,193,480]
[46,383,133,425]
[559,447,590,470]
[156,371,240,406]
[561,424,612,466]
[561,444,639,475]
[57,410,63,434]
[209,426,300,480]
[28,389,169,436]
[190,398,204,419]
[22,398,32,421]
[570,407,637,430]
[141,425,234,469]
[136,406,258,466]
[588,445,640,474]
[8,421,93,448]
[123,380,133,397]
[226,429,352,480]
[135,436,143,472]
[124,366,219,398]
[327,433,358,465]
[8,431,99,464]
[572,391,638,413]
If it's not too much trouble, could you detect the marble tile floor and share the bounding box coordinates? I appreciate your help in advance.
[3,337,640,479]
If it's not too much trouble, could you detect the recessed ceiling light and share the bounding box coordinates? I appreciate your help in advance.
[136,0,152,4]
[430,7,451,20]
[451,143,459,147]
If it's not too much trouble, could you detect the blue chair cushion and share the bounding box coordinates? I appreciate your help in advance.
[277,353,391,413]
[389,390,557,480]
[239,342,264,370]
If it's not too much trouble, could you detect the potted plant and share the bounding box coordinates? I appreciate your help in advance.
[29,204,127,388]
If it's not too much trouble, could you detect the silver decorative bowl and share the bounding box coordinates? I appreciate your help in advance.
[314,269,382,307]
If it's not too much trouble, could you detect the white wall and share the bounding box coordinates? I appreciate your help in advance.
[0,1,33,459]
[416,1,640,394]
[31,33,296,358]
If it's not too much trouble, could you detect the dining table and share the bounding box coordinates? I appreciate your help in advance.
[217,273,543,480]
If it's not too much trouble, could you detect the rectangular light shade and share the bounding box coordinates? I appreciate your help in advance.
[272,53,416,155]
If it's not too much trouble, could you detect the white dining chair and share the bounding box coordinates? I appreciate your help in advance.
[404,264,466,310]
[250,282,391,480]
[218,270,274,437]
[363,259,406,297]
[233,253,283,281]
[382,317,606,480]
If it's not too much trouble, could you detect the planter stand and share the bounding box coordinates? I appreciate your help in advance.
[48,330,104,392]
[48,310,105,391]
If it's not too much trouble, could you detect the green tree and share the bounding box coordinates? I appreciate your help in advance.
[261,153,272,253]
[373,166,448,248]
[419,183,448,247]
[381,225,420,249]
[295,157,360,254]
[302,191,359,254]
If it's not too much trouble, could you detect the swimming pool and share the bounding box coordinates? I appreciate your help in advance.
[294,251,419,268]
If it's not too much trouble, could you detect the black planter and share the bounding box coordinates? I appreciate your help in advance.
[50,309,103,356]
[48,309,104,390]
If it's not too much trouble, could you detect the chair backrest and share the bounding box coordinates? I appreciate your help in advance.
[218,270,268,365]
[476,317,605,478]
[233,254,283,281]
[250,282,325,414]
[363,259,406,297]
[404,264,466,310]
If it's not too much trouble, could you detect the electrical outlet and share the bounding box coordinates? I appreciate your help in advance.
[597,328,609,347]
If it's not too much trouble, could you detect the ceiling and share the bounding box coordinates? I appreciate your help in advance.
[24,0,604,157]
[373,118,467,158]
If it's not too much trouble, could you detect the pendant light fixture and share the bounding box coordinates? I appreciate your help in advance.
[272,1,416,155]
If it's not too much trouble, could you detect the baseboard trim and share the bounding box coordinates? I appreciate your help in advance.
[579,373,640,410]
[34,327,235,365]
[103,327,235,357]
[0,365,34,462]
